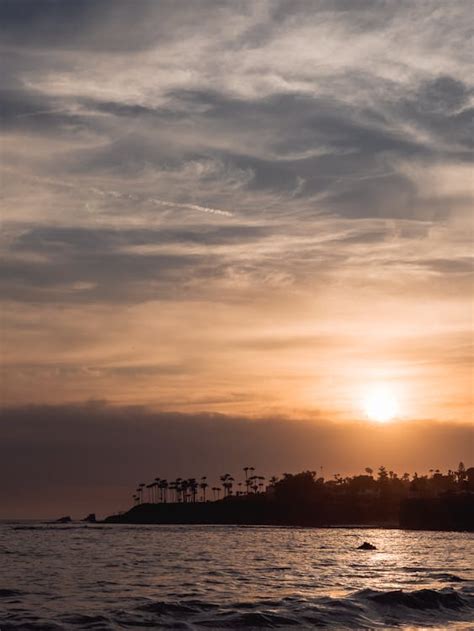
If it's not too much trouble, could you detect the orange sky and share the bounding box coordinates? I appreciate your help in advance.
[1,2,473,428]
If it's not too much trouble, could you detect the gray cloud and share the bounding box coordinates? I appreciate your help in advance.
[5,80,469,220]
[0,0,403,53]
[0,402,472,519]
[12,224,271,252]
[414,257,473,275]
[0,223,280,303]
[0,0,190,52]
[0,249,210,303]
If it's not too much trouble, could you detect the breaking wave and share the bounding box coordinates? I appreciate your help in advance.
[1,587,473,629]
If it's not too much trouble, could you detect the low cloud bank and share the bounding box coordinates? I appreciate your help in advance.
[1,402,472,519]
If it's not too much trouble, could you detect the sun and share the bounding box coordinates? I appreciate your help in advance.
[363,384,399,423]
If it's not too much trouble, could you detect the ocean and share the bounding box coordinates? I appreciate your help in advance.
[0,523,473,629]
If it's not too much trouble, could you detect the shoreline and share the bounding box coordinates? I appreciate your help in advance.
[102,492,474,532]
[99,522,472,533]
[3,520,470,533]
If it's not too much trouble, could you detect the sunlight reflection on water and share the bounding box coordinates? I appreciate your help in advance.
[0,524,473,629]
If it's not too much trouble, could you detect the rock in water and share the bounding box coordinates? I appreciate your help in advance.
[83,513,96,523]
[55,516,72,524]
[358,541,377,550]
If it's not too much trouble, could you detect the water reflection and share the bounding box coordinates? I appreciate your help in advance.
[0,524,472,629]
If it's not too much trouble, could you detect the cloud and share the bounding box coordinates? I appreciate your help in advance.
[149,198,233,217]
[0,401,472,519]
[0,0,472,431]
[0,223,280,303]
[0,0,180,52]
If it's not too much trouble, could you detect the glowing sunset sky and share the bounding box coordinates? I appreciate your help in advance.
[0,1,472,516]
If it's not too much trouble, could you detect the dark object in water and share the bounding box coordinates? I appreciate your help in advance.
[55,516,72,524]
[358,541,377,550]
[82,513,96,523]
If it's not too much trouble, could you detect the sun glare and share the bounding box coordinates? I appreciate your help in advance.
[363,385,399,423]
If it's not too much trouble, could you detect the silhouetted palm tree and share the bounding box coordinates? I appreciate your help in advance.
[243,467,250,493]
[244,467,255,494]
[200,477,208,502]
[169,481,177,502]
[188,478,198,502]
[154,478,161,503]
[159,479,168,503]
[171,478,183,502]
[249,475,259,493]
[146,483,155,503]
[181,479,190,502]
[220,473,234,497]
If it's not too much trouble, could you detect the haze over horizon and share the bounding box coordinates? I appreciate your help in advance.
[0,0,473,518]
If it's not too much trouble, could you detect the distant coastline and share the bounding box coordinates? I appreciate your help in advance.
[104,465,474,532]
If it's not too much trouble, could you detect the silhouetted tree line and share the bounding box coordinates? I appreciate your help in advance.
[131,463,473,506]
[132,467,269,506]
[107,463,473,530]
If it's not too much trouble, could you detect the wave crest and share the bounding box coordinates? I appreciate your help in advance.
[362,587,468,610]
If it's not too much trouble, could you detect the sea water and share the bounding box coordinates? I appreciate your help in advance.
[0,523,473,629]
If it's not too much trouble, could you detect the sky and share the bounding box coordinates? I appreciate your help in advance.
[0,0,473,518]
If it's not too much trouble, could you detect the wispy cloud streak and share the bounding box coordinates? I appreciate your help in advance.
[0,0,471,426]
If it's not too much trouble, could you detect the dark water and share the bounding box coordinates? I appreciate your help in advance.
[0,523,473,630]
